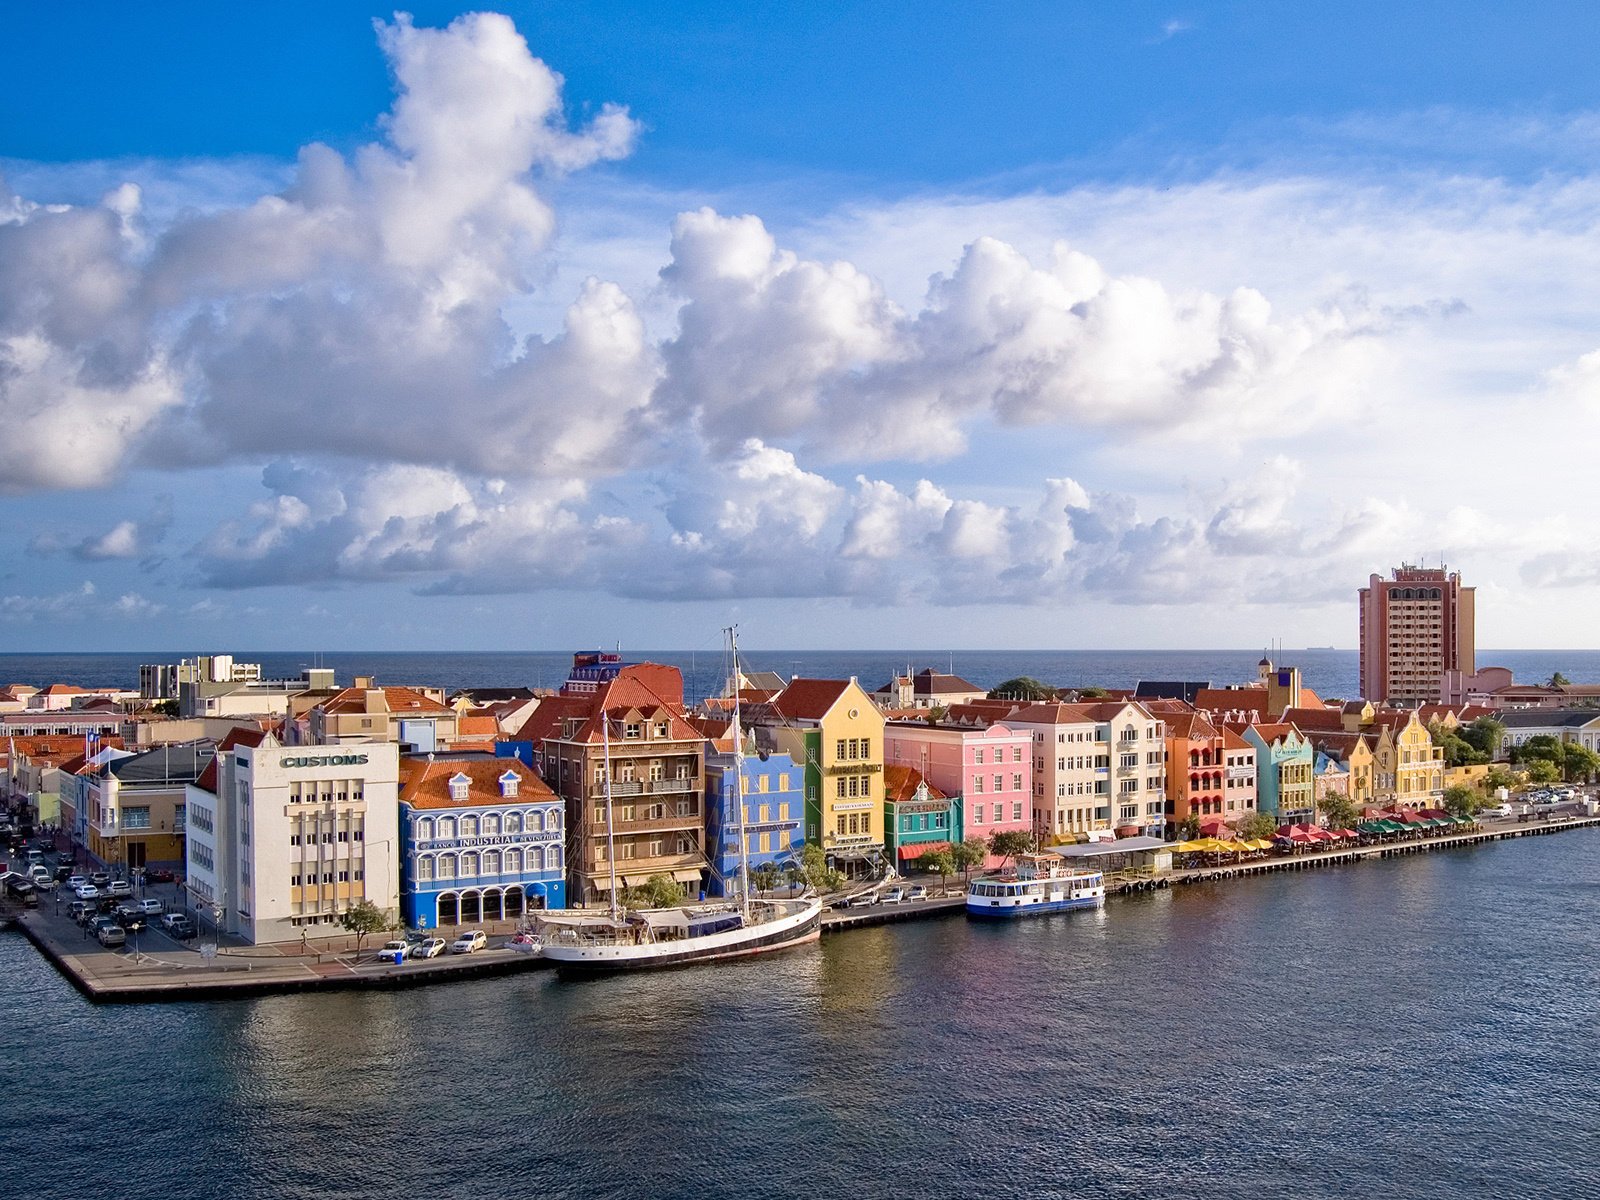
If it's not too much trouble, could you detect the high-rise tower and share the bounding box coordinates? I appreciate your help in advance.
[1358,565,1475,706]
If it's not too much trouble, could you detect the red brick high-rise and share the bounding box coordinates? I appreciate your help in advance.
[1358,565,1475,706]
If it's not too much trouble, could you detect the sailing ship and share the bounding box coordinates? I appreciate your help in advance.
[537,627,823,975]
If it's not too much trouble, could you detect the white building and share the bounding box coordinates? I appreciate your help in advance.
[187,734,400,945]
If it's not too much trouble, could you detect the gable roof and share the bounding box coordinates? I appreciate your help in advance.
[1194,687,1268,719]
[514,665,698,745]
[769,679,855,723]
[319,685,452,717]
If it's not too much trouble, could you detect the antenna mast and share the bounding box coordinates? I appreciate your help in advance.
[729,625,752,918]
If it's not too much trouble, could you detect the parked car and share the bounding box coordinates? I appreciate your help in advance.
[160,912,198,939]
[881,886,907,904]
[69,899,93,923]
[66,874,88,891]
[143,867,177,884]
[414,937,447,959]
[137,898,164,916]
[53,864,73,882]
[1479,803,1514,819]
[89,871,110,888]
[106,880,132,898]
[89,914,120,937]
[376,940,411,964]
[74,883,99,901]
[450,930,487,955]
[96,924,127,948]
[907,885,929,901]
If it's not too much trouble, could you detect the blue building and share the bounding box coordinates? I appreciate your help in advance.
[704,745,804,896]
[399,754,566,930]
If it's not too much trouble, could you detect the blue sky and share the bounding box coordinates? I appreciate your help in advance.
[4,4,1600,652]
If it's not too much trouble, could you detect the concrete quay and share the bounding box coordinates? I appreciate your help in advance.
[11,905,552,1004]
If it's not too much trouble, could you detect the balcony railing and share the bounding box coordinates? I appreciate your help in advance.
[589,812,702,835]
[604,777,699,797]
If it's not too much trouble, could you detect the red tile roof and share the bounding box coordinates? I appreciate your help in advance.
[319,686,451,716]
[883,763,948,803]
[399,755,555,810]
[769,678,854,722]
[514,666,698,745]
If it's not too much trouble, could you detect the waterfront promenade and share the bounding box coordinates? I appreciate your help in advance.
[10,811,1598,1003]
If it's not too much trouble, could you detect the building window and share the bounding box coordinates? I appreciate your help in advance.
[1012,773,1023,791]
[624,722,642,739]
[448,774,470,802]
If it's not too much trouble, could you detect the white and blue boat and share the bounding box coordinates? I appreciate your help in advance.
[965,853,1105,919]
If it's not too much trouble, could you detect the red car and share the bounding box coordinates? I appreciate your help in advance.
[142,867,177,884]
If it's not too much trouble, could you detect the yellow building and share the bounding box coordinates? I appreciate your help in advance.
[758,678,886,877]
[1309,732,1377,809]
[1373,712,1445,809]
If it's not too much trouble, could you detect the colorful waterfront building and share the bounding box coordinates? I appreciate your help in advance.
[1221,726,1259,819]
[399,754,566,929]
[516,664,707,905]
[1240,722,1315,823]
[1369,710,1446,810]
[703,741,804,897]
[77,740,213,873]
[1307,732,1376,809]
[883,717,1030,864]
[882,764,957,870]
[1165,710,1228,825]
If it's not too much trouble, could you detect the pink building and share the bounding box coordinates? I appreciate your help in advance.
[885,718,1032,866]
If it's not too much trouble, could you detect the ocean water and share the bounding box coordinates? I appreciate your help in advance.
[2,828,1597,1199]
[3,647,1599,705]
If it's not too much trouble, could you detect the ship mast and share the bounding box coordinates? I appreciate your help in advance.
[729,625,752,919]
[602,699,619,921]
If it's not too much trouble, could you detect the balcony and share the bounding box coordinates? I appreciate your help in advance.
[605,777,699,797]
[589,811,703,835]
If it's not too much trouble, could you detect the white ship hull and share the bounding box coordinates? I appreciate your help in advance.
[539,897,823,975]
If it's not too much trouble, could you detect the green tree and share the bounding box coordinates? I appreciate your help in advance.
[1459,717,1505,760]
[1527,759,1562,784]
[1075,687,1110,699]
[919,847,955,895]
[750,862,780,894]
[1175,814,1201,842]
[924,705,948,725]
[1235,811,1280,840]
[1561,742,1600,783]
[1482,766,1516,792]
[987,676,1054,701]
[1509,735,1563,766]
[1318,794,1359,830]
[1548,671,1571,687]
[339,899,388,958]
[950,837,988,882]
[1442,784,1483,818]
[988,829,1034,867]
[623,873,686,910]
[796,843,845,893]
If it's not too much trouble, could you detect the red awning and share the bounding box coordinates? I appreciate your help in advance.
[898,840,952,860]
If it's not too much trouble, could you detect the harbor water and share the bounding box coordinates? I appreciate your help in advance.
[3,828,1597,1199]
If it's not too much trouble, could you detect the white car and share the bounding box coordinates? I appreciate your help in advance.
[414,937,447,959]
[106,880,132,897]
[1478,804,1514,820]
[450,930,487,954]
[376,940,410,964]
[881,886,907,904]
[74,884,100,900]
[66,875,88,891]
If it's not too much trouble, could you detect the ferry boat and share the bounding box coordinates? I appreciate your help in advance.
[965,853,1105,919]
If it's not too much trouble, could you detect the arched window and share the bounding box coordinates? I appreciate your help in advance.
[438,816,457,840]
[483,813,501,836]
[528,809,545,831]
[461,851,480,879]
[438,853,457,880]
[545,845,562,871]
[547,808,561,832]
[483,849,501,876]
[461,815,480,838]
[416,817,435,842]
[448,773,471,802]
[504,811,522,834]
[437,892,459,925]
[417,855,435,881]
[505,847,523,874]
